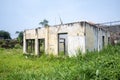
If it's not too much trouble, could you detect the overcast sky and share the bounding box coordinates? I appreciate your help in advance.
[0,0,120,38]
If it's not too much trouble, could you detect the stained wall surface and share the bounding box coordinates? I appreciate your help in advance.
[23,21,110,56]
[85,23,110,52]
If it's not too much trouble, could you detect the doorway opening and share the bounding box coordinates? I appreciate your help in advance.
[26,39,35,54]
[58,33,68,55]
[102,36,105,47]
[38,39,45,55]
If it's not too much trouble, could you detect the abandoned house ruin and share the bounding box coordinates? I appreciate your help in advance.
[101,24,120,44]
[23,21,110,56]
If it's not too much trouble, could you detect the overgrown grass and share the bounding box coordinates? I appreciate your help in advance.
[0,45,120,80]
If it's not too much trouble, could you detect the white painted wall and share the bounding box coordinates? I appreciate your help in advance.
[68,36,85,56]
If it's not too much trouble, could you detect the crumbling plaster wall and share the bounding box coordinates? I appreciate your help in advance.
[25,29,36,39]
[23,21,110,56]
[48,22,85,56]
[24,22,86,56]
[98,28,110,51]
[85,23,98,51]
[85,23,110,52]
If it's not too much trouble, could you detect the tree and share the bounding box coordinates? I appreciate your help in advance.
[16,31,23,45]
[0,30,11,39]
[39,19,49,27]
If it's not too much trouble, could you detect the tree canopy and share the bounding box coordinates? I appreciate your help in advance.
[39,19,49,27]
[0,30,11,39]
[16,31,23,44]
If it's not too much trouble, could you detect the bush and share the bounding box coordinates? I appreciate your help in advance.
[14,44,22,49]
[0,40,19,49]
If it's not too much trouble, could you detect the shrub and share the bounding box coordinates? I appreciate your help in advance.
[14,44,22,49]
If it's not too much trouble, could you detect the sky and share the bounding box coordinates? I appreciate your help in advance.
[0,0,120,38]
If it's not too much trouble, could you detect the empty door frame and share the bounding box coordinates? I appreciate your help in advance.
[38,39,45,55]
[102,36,105,47]
[58,33,68,55]
[26,39,35,53]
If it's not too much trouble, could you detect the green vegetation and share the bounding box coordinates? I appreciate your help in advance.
[0,30,11,39]
[0,40,19,49]
[39,19,49,27]
[0,30,23,49]
[0,45,120,80]
[15,31,23,46]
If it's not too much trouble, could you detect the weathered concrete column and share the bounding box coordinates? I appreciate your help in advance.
[97,28,100,51]
[35,29,39,55]
[23,30,27,53]
[45,26,49,54]
[35,38,39,55]
[83,36,86,53]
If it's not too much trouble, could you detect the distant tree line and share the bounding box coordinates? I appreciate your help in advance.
[0,30,11,39]
[0,30,23,49]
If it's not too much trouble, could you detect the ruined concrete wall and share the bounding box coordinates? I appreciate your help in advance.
[23,21,110,56]
[37,28,46,38]
[24,22,85,56]
[47,27,58,55]
[85,23,110,52]
[85,23,98,51]
[48,22,85,56]
[98,28,104,51]
[25,29,36,39]
[37,28,48,54]
[98,29,110,50]
[102,25,120,44]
